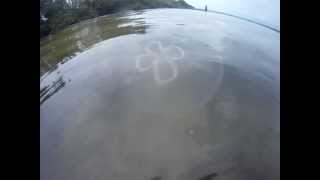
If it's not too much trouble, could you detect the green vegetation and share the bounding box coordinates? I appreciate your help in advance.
[40,0,193,38]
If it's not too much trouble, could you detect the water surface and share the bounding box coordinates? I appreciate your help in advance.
[40,9,279,180]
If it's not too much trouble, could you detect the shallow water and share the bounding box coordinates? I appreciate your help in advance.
[40,9,279,180]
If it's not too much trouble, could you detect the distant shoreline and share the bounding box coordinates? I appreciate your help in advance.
[195,8,280,33]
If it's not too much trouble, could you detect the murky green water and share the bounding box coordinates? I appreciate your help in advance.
[40,9,279,180]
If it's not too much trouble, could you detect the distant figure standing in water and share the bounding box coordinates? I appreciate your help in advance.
[205,5,207,11]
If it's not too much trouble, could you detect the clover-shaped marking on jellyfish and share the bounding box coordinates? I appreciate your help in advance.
[136,41,185,85]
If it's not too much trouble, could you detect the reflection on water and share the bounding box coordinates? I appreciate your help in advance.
[40,9,279,180]
[40,10,149,76]
[40,76,66,105]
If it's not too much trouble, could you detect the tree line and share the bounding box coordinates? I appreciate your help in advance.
[40,0,193,38]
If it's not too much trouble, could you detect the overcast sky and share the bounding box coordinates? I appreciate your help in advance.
[184,0,279,30]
